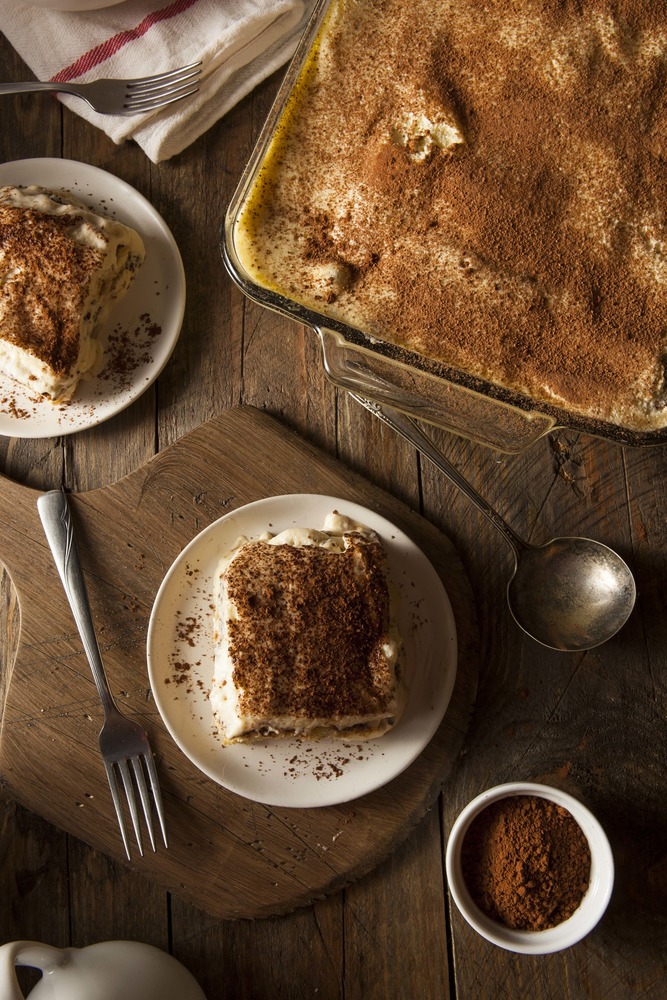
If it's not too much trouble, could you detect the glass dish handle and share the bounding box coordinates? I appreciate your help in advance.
[316,326,556,454]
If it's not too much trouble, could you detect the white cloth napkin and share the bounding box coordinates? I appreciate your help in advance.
[0,0,315,162]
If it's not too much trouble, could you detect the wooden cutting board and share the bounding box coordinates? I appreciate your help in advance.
[0,406,478,919]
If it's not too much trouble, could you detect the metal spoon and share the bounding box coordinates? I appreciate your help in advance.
[351,394,636,651]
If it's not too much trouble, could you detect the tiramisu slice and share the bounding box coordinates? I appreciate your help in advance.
[0,184,145,402]
[211,512,403,744]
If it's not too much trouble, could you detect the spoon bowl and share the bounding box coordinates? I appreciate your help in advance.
[352,395,636,652]
[507,536,636,651]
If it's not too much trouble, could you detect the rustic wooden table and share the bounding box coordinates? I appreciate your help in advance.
[1,33,666,1000]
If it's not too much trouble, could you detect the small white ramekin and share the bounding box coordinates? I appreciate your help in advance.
[445,782,614,954]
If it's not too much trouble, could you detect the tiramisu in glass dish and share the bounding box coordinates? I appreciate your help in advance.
[223,0,667,451]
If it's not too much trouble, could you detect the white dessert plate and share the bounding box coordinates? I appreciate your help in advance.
[0,158,185,438]
[147,494,458,808]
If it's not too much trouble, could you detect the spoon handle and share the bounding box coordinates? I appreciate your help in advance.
[351,394,527,558]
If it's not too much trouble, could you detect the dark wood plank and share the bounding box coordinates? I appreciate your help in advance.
[343,805,450,1000]
[422,425,667,998]
[170,895,344,1000]
[0,797,70,995]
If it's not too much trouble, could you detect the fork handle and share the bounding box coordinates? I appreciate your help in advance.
[0,81,79,97]
[37,489,118,716]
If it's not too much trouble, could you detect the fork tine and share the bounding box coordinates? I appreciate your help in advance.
[125,78,200,103]
[117,758,144,857]
[124,79,200,104]
[124,80,200,106]
[104,761,133,861]
[125,61,202,89]
[143,752,168,848]
[126,66,202,95]
[122,85,200,114]
[130,756,156,852]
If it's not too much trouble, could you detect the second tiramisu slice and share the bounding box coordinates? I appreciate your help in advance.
[0,184,145,402]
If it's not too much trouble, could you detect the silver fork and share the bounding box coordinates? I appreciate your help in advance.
[37,489,168,860]
[0,61,201,116]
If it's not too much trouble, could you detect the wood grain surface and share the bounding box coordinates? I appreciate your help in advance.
[0,406,478,919]
[1,28,666,1000]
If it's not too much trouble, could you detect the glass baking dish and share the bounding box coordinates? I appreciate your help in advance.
[222,0,667,454]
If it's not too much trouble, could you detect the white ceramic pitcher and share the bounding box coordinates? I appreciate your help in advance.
[0,940,207,999]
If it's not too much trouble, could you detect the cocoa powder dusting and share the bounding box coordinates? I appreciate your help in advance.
[239,0,667,430]
[461,795,592,931]
[0,205,103,374]
[97,312,162,393]
[225,533,394,720]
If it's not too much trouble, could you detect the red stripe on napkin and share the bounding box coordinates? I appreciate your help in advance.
[51,0,201,82]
